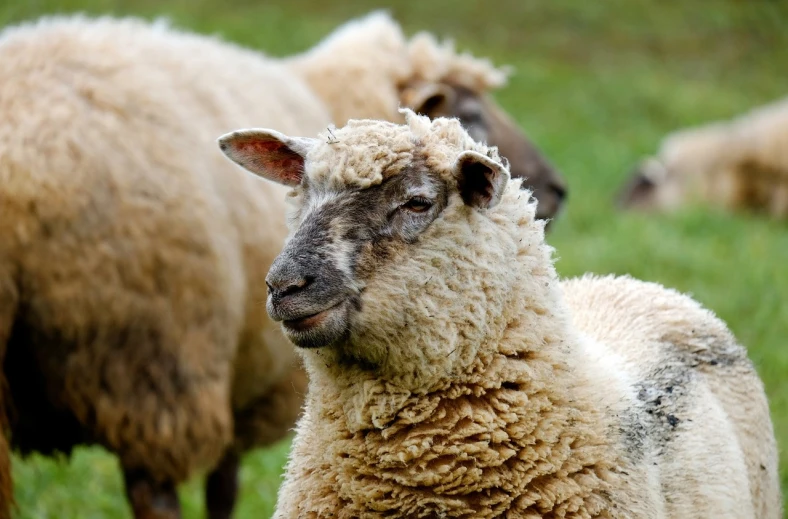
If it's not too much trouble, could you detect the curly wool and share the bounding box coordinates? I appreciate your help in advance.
[276,113,615,517]
[273,111,780,518]
[286,11,511,125]
[303,111,495,191]
[278,181,617,518]
[407,32,510,92]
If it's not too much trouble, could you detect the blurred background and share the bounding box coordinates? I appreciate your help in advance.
[2,0,786,517]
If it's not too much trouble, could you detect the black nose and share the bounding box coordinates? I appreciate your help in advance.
[266,273,312,299]
[550,181,568,202]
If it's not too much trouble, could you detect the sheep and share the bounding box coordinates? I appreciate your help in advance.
[0,13,329,519]
[618,96,788,219]
[0,10,565,518]
[285,10,568,223]
[218,108,782,518]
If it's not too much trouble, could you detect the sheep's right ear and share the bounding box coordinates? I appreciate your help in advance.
[218,129,317,186]
[454,150,510,209]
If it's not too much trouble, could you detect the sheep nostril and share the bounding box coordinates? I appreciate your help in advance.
[551,182,567,202]
[270,276,313,298]
[281,280,304,296]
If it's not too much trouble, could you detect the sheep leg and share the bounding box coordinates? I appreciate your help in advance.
[123,468,181,519]
[0,272,17,519]
[205,450,240,519]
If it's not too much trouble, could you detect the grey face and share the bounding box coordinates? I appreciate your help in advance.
[413,84,568,225]
[265,165,449,349]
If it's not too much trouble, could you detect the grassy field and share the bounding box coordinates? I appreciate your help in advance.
[2,0,787,517]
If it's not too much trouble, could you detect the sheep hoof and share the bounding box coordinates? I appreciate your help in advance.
[123,469,181,519]
[205,450,240,519]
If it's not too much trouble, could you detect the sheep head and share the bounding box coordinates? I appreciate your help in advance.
[219,110,546,390]
[616,156,672,210]
[402,31,567,226]
[402,81,566,225]
[617,123,735,212]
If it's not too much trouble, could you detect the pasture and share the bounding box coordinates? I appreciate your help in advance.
[1,0,786,516]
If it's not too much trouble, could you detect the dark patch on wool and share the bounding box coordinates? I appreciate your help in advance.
[288,150,449,295]
[663,333,747,371]
[616,350,693,464]
[6,310,89,456]
[5,303,197,459]
[615,331,747,464]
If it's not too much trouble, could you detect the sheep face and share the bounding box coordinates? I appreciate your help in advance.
[219,114,523,384]
[403,82,567,224]
[617,156,674,210]
[617,155,726,212]
[618,125,733,212]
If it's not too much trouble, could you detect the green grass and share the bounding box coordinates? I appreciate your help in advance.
[2,0,787,516]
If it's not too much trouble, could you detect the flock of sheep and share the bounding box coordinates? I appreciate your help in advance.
[0,8,782,519]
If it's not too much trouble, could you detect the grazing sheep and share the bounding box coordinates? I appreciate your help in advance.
[618,96,788,219]
[218,109,781,518]
[0,10,565,518]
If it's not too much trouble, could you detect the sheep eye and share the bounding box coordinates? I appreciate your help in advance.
[402,197,433,213]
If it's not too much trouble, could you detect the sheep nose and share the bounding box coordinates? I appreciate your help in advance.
[550,181,568,203]
[265,273,312,299]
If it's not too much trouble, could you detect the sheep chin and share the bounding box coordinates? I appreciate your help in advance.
[280,299,352,349]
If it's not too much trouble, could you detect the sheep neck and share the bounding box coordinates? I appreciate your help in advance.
[296,287,617,515]
[294,189,617,514]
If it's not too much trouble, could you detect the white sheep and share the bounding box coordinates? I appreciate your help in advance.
[218,109,781,518]
[0,10,573,518]
[618,96,788,219]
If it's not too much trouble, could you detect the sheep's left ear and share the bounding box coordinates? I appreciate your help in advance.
[218,128,318,186]
[454,150,510,209]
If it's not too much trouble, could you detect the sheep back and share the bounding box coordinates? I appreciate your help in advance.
[562,274,781,518]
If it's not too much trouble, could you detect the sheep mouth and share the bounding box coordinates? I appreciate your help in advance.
[283,301,343,331]
[280,299,350,348]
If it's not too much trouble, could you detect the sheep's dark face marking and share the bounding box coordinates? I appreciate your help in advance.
[218,122,509,350]
[406,82,567,224]
[264,166,449,349]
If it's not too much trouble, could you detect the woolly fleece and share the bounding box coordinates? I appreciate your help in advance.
[271,111,780,518]
[0,11,562,513]
[286,11,510,126]
[0,12,328,505]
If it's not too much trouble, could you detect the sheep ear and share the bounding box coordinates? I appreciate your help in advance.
[401,82,455,116]
[218,129,317,186]
[454,150,510,209]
